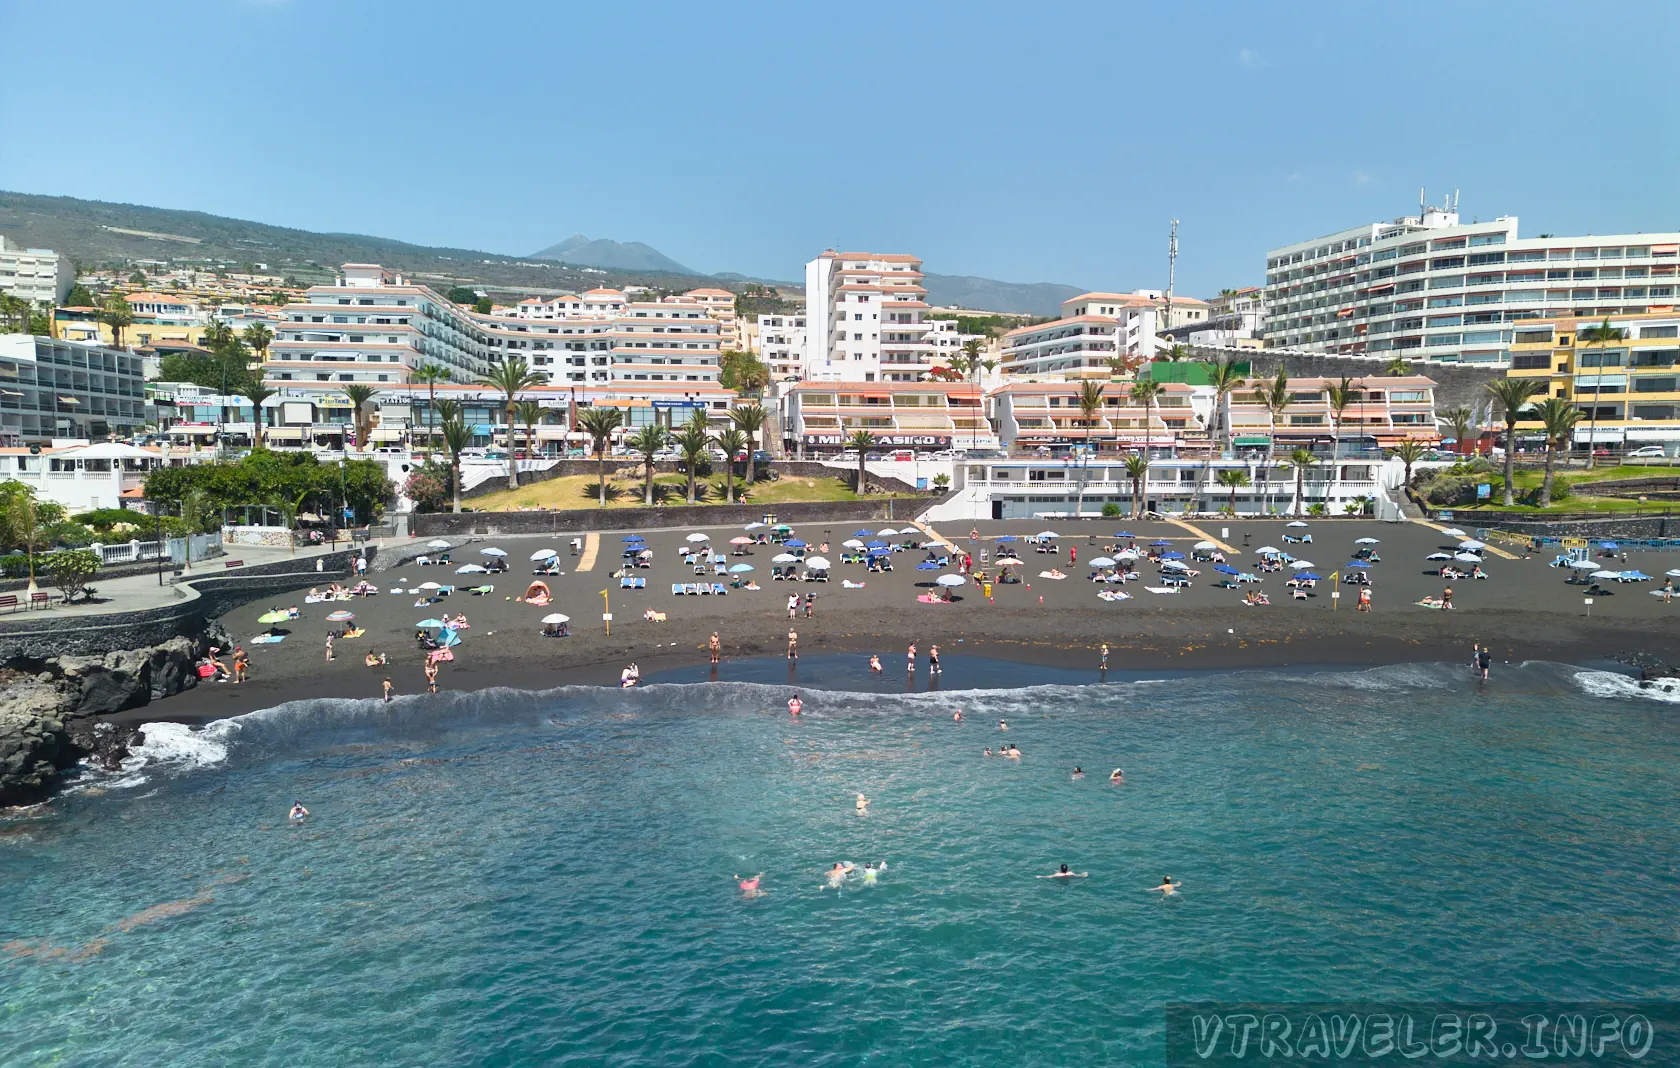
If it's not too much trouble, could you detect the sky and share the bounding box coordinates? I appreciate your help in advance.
[3,1,1678,295]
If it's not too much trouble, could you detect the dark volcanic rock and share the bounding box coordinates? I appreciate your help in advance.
[0,673,77,805]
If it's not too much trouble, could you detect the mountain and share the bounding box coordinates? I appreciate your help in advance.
[921,273,1084,317]
[530,234,695,275]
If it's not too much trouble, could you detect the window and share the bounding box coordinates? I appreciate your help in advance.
[1640,326,1679,339]
[1634,405,1675,420]
[1634,377,1676,393]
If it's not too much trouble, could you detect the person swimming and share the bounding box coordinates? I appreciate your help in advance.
[983,748,994,757]
[952,709,962,722]
[869,655,882,673]
[736,873,764,897]
[788,694,803,716]
[855,792,869,814]
[1005,745,1021,760]
[862,862,879,886]
[825,862,850,889]
[288,801,309,821]
[1110,768,1125,784]
[1037,864,1088,879]
[1072,767,1084,778]
[1152,876,1182,895]
[999,719,1008,731]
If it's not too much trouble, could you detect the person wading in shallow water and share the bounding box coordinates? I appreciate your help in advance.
[787,629,799,660]
[709,632,721,665]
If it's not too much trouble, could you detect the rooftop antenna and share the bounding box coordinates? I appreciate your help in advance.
[1419,187,1426,217]
[1453,189,1460,213]
[1163,219,1179,348]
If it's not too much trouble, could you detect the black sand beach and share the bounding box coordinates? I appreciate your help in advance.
[135,517,1680,722]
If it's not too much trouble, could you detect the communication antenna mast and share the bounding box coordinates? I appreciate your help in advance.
[1163,219,1179,346]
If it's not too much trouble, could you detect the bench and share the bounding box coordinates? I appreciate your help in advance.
[30,591,50,608]
[0,594,16,612]
[224,559,245,568]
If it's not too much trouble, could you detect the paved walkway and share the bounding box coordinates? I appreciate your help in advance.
[576,533,600,572]
[1162,516,1238,555]
[1408,517,1520,559]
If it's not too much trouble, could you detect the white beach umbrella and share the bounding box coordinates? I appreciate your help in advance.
[541,613,570,624]
[1254,545,1281,554]
[1454,553,1483,564]
[1667,569,1680,578]
[419,581,441,589]
[686,532,710,542]
[876,528,900,537]
[427,539,452,549]
[456,564,488,573]
[1569,560,1599,570]
[1440,528,1468,538]
[743,521,765,530]
[805,557,831,569]
[843,539,865,548]
[530,549,557,560]
[997,557,1023,567]
[1354,537,1380,545]
[1286,521,1309,528]
[1194,540,1215,550]
[773,552,798,563]
[730,536,754,545]
[1289,559,1316,569]
[1088,557,1117,567]
[1161,559,1191,570]
[1590,570,1622,580]
[1037,530,1060,538]
[481,547,507,557]
[1458,539,1486,550]
[1426,552,1452,561]
[937,574,966,587]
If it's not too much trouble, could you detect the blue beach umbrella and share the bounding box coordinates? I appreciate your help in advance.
[916,561,939,571]
[854,529,873,537]
[868,547,891,556]
[1600,541,1619,550]
[995,535,1017,542]
[623,535,644,543]
[1114,531,1135,538]
[1346,561,1371,569]
[1214,564,1239,575]
[1160,550,1184,560]
[784,539,807,549]
[866,540,888,549]
[1150,539,1172,547]
[1624,570,1651,581]
[416,618,446,628]
[1295,572,1322,581]
[728,563,754,573]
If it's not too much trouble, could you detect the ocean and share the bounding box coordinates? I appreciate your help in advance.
[3,660,1677,1066]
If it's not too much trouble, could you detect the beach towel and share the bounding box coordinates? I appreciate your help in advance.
[1038,570,1067,580]
[1097,590,1132,602]
[1144,586,1178,595]
[842,580,866,589]
[250,633,286,644]
[916,593,948,604]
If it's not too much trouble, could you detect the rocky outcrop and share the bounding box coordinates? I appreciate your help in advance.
[0,623,228,806]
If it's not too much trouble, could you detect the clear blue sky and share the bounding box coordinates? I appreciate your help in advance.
[3,1,1677,295]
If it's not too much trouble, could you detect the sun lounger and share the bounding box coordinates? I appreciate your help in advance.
[671,583,685,595]
[1293,589,1308,600]
[712,583,728,595]
[685,583,700,595]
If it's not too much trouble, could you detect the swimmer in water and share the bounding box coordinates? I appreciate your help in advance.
[1072,766,1084,778]
[983,747,994,757]
[736,873,764,898]
[825,862,849,888]
[1037,864,1088,879]
[862,862,879,885]
[1152,876,1182,895]
[855,792,869,814]
[1005,745,1021,760]
[788,693,803,716]
[288,801,309,821]
[952,709,962,722]
[999,719,1008,731]
[1110,768,1125,784]
[869,654,882,673]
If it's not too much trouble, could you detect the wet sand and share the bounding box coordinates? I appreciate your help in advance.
[134,517,1680,722]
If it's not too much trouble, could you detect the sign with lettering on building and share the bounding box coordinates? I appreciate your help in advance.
[802,434,951,448]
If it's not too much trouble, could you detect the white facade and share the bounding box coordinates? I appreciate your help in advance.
[0,237,74,305]
[0,335,146,445]
[1265,201,1680,367]
[803,251,935,382]
[757,313,806,381]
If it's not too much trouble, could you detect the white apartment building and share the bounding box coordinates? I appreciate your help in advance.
[1000,292,1181,378]
[512,289,628,319]
[0,335,146,445]
[758,313,806,381]
[1163,286,1266,350]
[804,251,937,382]
[1264,199,1680,367]
[668,288,739,350]
[606,301,722,385]
[0,237,75,305]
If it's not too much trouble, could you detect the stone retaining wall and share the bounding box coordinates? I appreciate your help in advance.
[1469,514,1680,540]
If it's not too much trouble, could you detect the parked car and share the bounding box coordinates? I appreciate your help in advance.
[1628,445,1668,459]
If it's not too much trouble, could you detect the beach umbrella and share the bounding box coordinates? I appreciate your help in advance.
[744,522,765,530]
[937,574,966,587]
[1214,564,1239,575]
[1194,540,1216,550]
[257,609,290,625]
[730,536,754,545]
[325,610,355,622]
[686,532,710,543]
[916,561,939,570]
[415,618,446,628]
[1160,550,1185,560]
[1254,545,1281,554]
[773,523,793,532]
[773,552,798,563]
[426,539,452,549]
[805,557,831,569]
[1088,557,1117,568]
[1345,561,1371,569]
[458,563,490,574]
[1439,528,1467,538]
[866,540,888,548]
[637,548,653,557]
[997,556,1023,567]
[876,528,899,536]
[541,613,570,624]
[1149,539,1171,547]
[1162,559,1190,570]
[1625,570,1651,581]
[1568,560,1599,570]
[1289,559,1316,569]
[1599,541,1619,550]
[1295,571,1322,581]
[784,539,807,549]
[1454,552,1482,564]
[1590,570,1622,580]
[1458,539,1486,550]
[481,547,507,557]
[1666,569,1680,578]
[1037,530,1059,539]
[530,549,558,561]
[1113,531,1134,538]
[853,529,873,536]
[1426,552,1452,561]
[419,581,442,589]
[1287,521,1308,528]
[868,546,891,556]
[622,535,645,543]
[1354,537,1380,545]
[728,563,754,573]
[996,535,1018,542]
[842,539,865,549]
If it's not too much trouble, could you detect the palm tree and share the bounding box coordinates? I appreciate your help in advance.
[1391,440,1426,495]
[1577,316,1627,468]
[1200,358,1248,511]
[846,430,877,495]
[1160,342,1189,363]
[1122,453,1150,519]
[477,356,545,490]
[413,362,452,452]
[1282,447,1317,517]
[1325,373,1356,495]
[1439,405,1476,456]
[713,427,749,503]
[1385,356,1410,376]
[101,294,133,348]
[439,409,470,514]
[730,403,768,486]
[1216,468,1251,515]
[674,415,711,504]
[1076,380,1105,450]
[201,318,236,354]
[576,406,623,507]
[1128,378,1165,458]
[1259,369,1292,460]
[242,322,273,364]
[1485,379,1545,506]
[1534,397,1584,508]
[1105,355,1128,379]
[628,424,670,505]
[241,377,276,444]
[340,384,378,450]
[514,398,545,460]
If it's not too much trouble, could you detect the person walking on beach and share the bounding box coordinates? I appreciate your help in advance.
[907,641,917,673]
[928,644,941,674]
[1442,585,1454,609]
[709,632,721,664]
[787,628,799,660]
[1100,643,1109,670]
[1664,578,1674,604]
[787,594,799,619]
[324,633,334,663]
[382,678,393,702]
[1475,645,1492,681]
[1069,545,1077,567]
[424,658,439,694]
[1357,586,1372,612]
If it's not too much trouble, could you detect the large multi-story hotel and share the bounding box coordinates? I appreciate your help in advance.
[0,237,74,306]
[758,313,806,381]
[0,335,146,445]
[1223,375,1440,452]
[1505,310,1680,451]
[803,251,938,382]
[1264,200,1680,367]
[988,380,1197,451]
[999,290,1210,378]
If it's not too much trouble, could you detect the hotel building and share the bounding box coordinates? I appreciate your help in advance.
[989,380,1196,452]
[1264,201,1680,367]
[0,335,146,445]
[804,251,938,382]
[999,291,1210,378]
[1223,374,1440,452]
[1505,310,1680,450]
[0,237,74,306]
[780,381,997,453]
[758,313,806,381]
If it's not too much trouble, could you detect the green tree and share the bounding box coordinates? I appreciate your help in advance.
[1386,356,1411,376]
[1259,369,1292,464]
[1391,439,1426,492]
[101,294,133,348]
[241,377,276,442]
[628,424,670,505]
[128,270,146,285]
[713,427,748,503]
[473,297,493,314]
[1577,317,1627,468]
[201,318,235,354]
[0,482,65,589]
[1127,378,1165,456]
[1325,373,1356,494]
[1122,452,1149,519]
[1440,405,1476,456]
[1282,447,1317,517]
[1076,380,1106,448]
[413,362,452,451]
[0,294,29,334]
[1216,468,1251,515]
[242,322,274,364]
[846,430,877,494]
[65,283,96,308]
[514,398,545,459]
[47,547,100,604]
[730,403,767,485]
[477,356,545,490]
[1485,379,1545,505]
[1533,396,1584,507]
[446,286,479,305]
[674,414,711,504]
[340,384,379,450]
[439,407,470,514]
[719,349,771,394]
[577,406,624,507]
[1200,357,1248,510]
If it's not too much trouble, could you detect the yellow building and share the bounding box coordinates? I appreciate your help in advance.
[1506,311,1680,453]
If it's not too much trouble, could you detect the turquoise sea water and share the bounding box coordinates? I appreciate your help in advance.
[3,660,1678,1066]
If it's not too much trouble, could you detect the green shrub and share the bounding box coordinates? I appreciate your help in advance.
[1101,502,1122,518]
[0,553,29,578]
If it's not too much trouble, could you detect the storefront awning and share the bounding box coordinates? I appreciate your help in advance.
[369,427,405,442]
[1232,436,1272,446]
[264,427,304,440]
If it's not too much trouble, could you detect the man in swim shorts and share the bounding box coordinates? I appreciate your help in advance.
[928,644,941,674]
[1476,645,1492,680]
[709,632,721,665]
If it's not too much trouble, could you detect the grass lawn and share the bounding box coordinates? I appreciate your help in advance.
[1457,466,1680,515]
[469,471,893,511]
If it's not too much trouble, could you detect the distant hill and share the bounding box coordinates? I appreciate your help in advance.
[922,273,1084,317]
[530,234,695,275]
